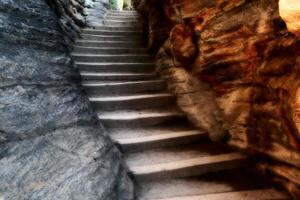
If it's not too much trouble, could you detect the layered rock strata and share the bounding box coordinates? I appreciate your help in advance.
[134,0,300,197]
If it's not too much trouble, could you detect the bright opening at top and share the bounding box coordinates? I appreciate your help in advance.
[279,0,300,38]
[109,0,133,11]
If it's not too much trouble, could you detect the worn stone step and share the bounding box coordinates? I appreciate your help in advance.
[82,29,141,36]
[72,54,152,63]
[89,93,176,110]
[108,125,197,140]
[88,25,141,31]
[107,11,138,15]
[75,40,144,48]
[98,109,186,128]
[128,151,248,181]
[137,170,282,199]
[108,10,138,13]
[73,46,148,54]
[80,34,142,41]
[153,189,289,200]
[104,18,140,23]
[105,15,139,19]
[126,143,232,168]
[117,130,208,152]
[105,15,140,21]
[104,20,141,27]
[107,12,139,17]
[82,80,166,95]
[80,72,157,81]
[108,10,138,14]
[76,62,154,73]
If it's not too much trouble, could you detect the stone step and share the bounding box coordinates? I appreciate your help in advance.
[82,29,141,36]
[88,25,140,31]
[117,130,208,152]
[82,80,166,95]
[107,11,138,15]
[137,170,283,199]
[108,125,197,140]
[104,20,141,27]
[153,189,289,200]
[89,93,176,110]
[125,143,232,169]
[75,40,144,48]
[98,109,186,128]
[107,12,139,17]
[104,18,140,22]
[76,62,154,73]
[80,72,157,81]
[72,54,152,63]
[108,10,138,14]
[73,46,148,54]
[128,151,248,181]
[105,15,140,21]
[105,15,139,19]
[80,34,142,41]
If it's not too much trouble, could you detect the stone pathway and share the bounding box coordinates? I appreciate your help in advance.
[72,10,290,200]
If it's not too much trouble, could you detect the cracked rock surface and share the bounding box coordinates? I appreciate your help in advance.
[0,0,133,199]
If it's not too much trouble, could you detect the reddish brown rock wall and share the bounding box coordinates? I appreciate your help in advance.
[135,0,300,197]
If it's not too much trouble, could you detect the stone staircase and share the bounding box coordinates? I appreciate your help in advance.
[72,10,290,200]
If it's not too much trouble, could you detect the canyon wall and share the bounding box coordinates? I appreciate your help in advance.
[134,0,300,197]
[0,0,133,199]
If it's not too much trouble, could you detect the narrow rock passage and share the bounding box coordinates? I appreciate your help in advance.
[72,10,290,200]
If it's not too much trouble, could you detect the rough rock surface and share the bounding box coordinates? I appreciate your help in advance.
[47,0,108,45]
[0,0,133,199]
[135,0,300,197]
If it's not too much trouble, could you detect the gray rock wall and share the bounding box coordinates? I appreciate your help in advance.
[0,0,134,199]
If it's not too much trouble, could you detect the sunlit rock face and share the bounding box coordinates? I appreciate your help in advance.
[279,0,300,38]
[47,0,108,45]
[0,0,133,199]
[135,0,300,197]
